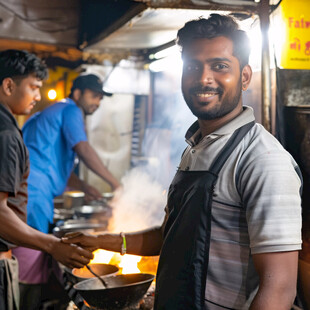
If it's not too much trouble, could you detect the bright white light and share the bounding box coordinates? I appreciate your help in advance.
[247,13,286,71]
[248,25,262,71]
[149,53,183,73]
[90,249,114,264]
[47,89,57,100]
[119,254,142,274]
[270,10,286,67]
[151,45,180,60]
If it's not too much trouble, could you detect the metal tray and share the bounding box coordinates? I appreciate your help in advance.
[53,221,107,238]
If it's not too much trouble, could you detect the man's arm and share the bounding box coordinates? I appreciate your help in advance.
[0,192,93,269]
[250,251,298,310]
[67,172,102,201]
[74,141,120,191]
[62,212,169,256]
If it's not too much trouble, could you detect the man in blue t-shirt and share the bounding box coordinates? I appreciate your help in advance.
[13,74,120,310]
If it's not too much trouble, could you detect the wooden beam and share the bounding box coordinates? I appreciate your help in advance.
[259,0,272,132]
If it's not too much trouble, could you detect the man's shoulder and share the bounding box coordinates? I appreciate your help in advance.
[30,99,81,123]
[0,113,21,141]
[50,98,81,116]
[240,123,296,166]
[0,127,18,140]
[0,105,18,132]
[0,120,16,133]
[247,123,285,151]
[0,127,26,157]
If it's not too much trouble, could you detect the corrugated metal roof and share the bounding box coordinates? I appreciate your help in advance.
[0,0,280,66]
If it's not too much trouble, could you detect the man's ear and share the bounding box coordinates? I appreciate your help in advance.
[72,89,81,101]
[241,65,252,91]
[1,78,15,96]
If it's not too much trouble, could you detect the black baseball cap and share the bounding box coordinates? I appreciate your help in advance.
[71,74,113,96]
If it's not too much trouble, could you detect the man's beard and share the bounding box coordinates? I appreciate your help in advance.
[184,79,242,120]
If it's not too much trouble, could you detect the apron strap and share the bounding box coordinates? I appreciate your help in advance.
[209,121,255,175]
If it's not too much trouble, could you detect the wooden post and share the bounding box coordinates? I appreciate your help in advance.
[259,0,272,132]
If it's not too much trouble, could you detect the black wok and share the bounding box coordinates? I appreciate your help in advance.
[74,273,155,309]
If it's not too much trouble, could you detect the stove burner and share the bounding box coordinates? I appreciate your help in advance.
[63,271,91,310]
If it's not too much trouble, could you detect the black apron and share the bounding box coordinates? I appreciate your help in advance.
[154,121,255,310]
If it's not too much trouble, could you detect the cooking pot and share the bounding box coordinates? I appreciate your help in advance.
[53,208,75,222]
[53,197,64,209]
[74,273,155,309]
[74,205,112,219]
[66,264,119,283]
[63,191,85,209]
[102,192,114,201]
[52,219,107,238]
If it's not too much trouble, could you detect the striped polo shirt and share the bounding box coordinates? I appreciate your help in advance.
[177,106,302,309]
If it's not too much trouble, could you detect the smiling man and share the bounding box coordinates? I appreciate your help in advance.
[62,15,302,310]
[181,36,247,128]
[0,50,93,310]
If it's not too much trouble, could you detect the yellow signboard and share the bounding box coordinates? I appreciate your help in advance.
[279,0,310,69]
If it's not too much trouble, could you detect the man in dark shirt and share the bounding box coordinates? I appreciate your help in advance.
[0,49,93,310]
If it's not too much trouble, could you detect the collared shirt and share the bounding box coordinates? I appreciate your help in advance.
[177,106,302,309]
[22,98,87,233]
[0,103,29,251]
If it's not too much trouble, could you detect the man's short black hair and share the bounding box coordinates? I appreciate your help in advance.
[0,49,48,84]
[177,14,251,69]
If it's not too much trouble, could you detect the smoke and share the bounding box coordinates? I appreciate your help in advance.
[105,77,194,234]
[142,90,195,189]
[108,167,167,233]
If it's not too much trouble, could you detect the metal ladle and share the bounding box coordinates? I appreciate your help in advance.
[86,265,108,288]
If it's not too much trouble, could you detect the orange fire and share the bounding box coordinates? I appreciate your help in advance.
[90,249,158,275]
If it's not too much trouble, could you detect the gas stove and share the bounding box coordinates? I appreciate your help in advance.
[63,270,91,310]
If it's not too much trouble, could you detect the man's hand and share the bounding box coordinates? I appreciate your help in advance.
[49,238,94,269]
[62,232,101,252]
[67,173,103,202]
[82,183,102,202]
[62,227,164,257]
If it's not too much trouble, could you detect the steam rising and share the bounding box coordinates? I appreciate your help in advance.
[108,168,166,233]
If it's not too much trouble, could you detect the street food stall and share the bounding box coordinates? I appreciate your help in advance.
[0,0,310,309]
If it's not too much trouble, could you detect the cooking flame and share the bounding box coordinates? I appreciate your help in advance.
[90,249,114,264]
[90,249,159,276]
[90,249,142,274]
[118,254,141,274]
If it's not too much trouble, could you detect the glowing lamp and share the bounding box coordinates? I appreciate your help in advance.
[47,89,57,100]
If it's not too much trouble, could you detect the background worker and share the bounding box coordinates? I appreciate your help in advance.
[13,73,121,309]
[0,49,93,310]
[63,14,302,310]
